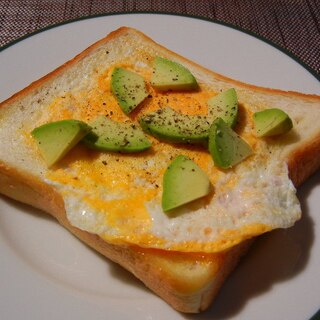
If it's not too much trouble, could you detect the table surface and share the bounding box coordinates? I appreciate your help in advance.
[0,0,319,78]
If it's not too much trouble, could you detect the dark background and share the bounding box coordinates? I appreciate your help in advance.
[0,0,319,76]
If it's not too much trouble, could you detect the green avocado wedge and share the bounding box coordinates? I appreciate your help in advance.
[111,67,149,114]
[208,117,252,169]
[253,108,293,137]
[207,88,238,128]
[151,57,198,91]
[83,115,152,153]
[140,107,211,145]
[162,155,211,212]
[31,119,91,167]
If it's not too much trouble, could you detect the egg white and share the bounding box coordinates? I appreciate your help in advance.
[50,155,301,253]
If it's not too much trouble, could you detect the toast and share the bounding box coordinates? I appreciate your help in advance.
[0,27,319,313]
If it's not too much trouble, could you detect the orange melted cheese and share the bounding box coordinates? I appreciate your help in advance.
[46,62,240,193]
[37,59,301,253]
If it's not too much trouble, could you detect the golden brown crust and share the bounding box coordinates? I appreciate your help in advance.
[0,162,251,312]
[0,27,123,109]
[286,133,320,187]
[124,27,320,103]
[2,26,320,111]
[0,163,65,215]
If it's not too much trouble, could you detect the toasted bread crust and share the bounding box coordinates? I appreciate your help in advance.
[286,133,320,187]
[2,27,320,109]
[0,162,252,312]
[0,27,319,313]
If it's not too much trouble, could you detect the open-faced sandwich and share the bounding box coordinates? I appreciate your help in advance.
[0,27,319,313]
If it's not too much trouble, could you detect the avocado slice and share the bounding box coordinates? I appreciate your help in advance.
[253,108,293,137]
[151,57,198,91]
[111,67,149,114]
[162,155,211,212]
[31,119,91,167]
[83,115,151,153]
[207,88,238,128]
[208,117,252,169]
[140,107,211,144]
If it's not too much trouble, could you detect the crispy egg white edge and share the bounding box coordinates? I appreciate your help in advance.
[46,156,301,252]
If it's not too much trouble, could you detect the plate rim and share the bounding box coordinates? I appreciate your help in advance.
[0,11,319,82]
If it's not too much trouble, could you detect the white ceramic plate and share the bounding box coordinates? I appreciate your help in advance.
[0,13,319,320]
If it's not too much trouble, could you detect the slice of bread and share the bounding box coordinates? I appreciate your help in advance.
[0,27,319,313]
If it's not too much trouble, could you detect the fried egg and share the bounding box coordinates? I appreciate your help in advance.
[35,58,301,253]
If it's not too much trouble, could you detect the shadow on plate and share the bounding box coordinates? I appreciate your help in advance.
[0,194,148,293]
[186,172,318,320]
[0,170,318,317]
[0,195,57,222]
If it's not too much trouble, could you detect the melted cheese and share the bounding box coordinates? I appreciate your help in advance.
[36,61,301,253]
